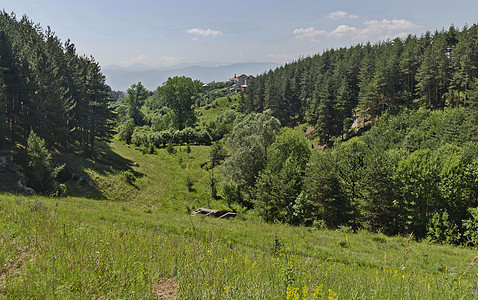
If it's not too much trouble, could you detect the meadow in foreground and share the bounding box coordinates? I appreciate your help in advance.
[1,193,478,299]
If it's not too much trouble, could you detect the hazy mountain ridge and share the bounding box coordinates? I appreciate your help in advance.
[103,62,281,91]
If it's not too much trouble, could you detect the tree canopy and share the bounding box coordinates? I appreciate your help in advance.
[0,12,114,150]
[159,76,202,130]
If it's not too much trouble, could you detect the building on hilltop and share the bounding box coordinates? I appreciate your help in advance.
[229,74,254,92]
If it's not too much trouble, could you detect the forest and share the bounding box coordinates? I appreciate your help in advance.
[244,25,478,145]
[0,12,114,151]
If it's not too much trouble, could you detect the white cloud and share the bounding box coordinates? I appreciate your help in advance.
[293,18,419,44]
[329,19,419,40]
[292,27,327,40]
[327,11,359,20]
[186,28,223,37]
[329,25,358,38]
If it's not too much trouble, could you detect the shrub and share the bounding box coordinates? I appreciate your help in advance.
[181,127,197,145]
[166,140,176,154]
[463,207,478,245]
[118,118,135,144]
[25,131,63,194]
[186,176,195,192]
[131,126,152,148]
[197,129,212,145]
[222,181,241,208]
[427,211,460,244]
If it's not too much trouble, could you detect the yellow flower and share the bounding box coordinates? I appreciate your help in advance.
[328,288,337,300]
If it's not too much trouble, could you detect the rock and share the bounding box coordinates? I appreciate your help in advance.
[16,179,36,195]
[0,155,21,173]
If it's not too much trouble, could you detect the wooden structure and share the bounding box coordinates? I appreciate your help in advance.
[190,208,237,219]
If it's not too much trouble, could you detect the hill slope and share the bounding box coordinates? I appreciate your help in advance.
[2,134,478,298]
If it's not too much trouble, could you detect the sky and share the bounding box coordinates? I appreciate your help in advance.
[1,0,477,69]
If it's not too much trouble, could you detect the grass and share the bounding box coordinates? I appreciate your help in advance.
[197,94,240,127]
[1,194,478,299]
[2,135,478,298]
[53,138,228,213]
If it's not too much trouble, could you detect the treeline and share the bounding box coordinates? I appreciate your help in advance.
[0,12,114,150]
[116,79,239,152]
[221,108,478,244]
[243,24,478,144]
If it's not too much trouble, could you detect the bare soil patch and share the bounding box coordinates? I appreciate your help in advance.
[153,278,179,299]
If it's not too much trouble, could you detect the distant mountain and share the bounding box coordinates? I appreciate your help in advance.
[102,62,281,91]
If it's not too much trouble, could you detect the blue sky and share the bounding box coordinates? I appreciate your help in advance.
[1,0,477,68]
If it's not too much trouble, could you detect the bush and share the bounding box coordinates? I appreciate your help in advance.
[181,127,197,144]
[118,118,135,144]
[186,176,195,192]
[463,207,478,246]
[427,211,460,244]
[131,126,152,148]
[166,140,176,154]
[209,141,227,167]
[53,184,68,197]
[197,129,212,145]
[25,131,63,194]
[222,181,241,208]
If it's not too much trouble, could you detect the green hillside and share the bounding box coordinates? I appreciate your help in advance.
[1,132,478,298]
[2,193,478,299]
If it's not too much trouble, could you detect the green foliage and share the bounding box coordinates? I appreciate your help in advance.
[160,76,202,130]
[0,14,114,149]
[25,131,63,194]
[207,110,239,141]
[222,180,242,208]
[185,176,195,192]
[125,82,149,125]
[209,170,218,200]
[130,126,152,148]
[427,211,460,244]
[150,109,174,132]
[243,25,478,146]
[209,141,227,167]
[463,207,478,246]
[254,128,311,224]
[166,140,175,154]
[304,150,349,228]
[223,110,281,200]
[117,118,135,144]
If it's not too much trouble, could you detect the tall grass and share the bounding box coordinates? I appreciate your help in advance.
[1,194,478,299]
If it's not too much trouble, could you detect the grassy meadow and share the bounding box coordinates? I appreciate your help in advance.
[1,133,478,299]
[2,193,478,299]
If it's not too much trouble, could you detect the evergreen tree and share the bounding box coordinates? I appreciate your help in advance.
[25,130,63,194]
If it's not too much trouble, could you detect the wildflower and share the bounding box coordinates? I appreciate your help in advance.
[302,285,309,298]
[328,288,337,300]
[312,285,323,300]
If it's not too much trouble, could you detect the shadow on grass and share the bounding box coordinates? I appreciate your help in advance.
[55,140,144,200]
